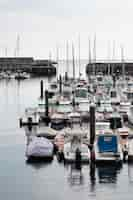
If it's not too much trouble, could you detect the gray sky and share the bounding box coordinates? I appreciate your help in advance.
[0,0,133,60]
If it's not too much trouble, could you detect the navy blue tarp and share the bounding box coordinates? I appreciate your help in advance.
[97,135,118,153]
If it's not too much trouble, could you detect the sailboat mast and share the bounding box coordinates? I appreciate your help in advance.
[107,41,111,76]
[66,41,69,75]
[88,37,91,63]
[93,34,96,75]
[112,40,115,76]
[72,43,75,80]
[121,45,125,79]
[56,45,59,78]
[78,35,81,79]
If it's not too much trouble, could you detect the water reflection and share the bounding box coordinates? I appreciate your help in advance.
[97,164,122,184]
[26,158,53,170]
[128,163,133,184]
[66,163,84,186]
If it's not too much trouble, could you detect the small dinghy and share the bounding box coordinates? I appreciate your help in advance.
[26,137,54,161]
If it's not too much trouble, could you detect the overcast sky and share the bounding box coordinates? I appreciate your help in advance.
[0,0,133,60]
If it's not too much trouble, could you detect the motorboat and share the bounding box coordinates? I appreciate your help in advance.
[128,135,133,162]
[74,87,89,104]
[36,126,57,140]
[94,132,123,164]
[48,81,59,98]
[63,129,90,163]
[119,101,130,115]
[50,113,66,130]
[26,137,54,161]
[95,121,110,136]
[127,105,133,124]
[15,71,30,80]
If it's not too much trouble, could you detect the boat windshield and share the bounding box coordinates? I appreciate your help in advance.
[56,104,73,113]
[96,123,110,131]
[75,89,88,98]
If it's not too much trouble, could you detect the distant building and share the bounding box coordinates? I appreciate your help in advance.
[0,57,33,71]
[86,61,133,76]
[0,57,57,76]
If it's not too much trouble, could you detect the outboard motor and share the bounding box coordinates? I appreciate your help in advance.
[75,148,81,170]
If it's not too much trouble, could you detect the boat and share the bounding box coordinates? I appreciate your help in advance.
[15,71,30,80]
[26,136,54,161]
[94,131,123,164]
[74,87,89,104]
[128,135,133,162]
[63,129,90,163]
[127,105,133,125]
[36,126,57,140]
[50,113,66,130]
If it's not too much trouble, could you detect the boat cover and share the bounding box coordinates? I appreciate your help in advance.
[97,135,118,153]
[26,137,53,157]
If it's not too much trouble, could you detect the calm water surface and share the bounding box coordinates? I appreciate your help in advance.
[0,61,133,200]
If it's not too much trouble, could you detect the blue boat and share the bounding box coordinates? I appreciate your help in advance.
[95,132,123,164]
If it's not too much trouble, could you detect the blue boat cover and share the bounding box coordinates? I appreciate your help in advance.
[98,135,118,153]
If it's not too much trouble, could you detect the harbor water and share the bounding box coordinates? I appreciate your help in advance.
[0,60,133,200]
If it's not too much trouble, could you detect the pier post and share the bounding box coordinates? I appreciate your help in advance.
[65,72,68,82]
[45,90,49,117]
[59,75,62,94]
[40,80,44,99]
[112,74,116,88]
[45,90,50,126]
[89,104,96,162]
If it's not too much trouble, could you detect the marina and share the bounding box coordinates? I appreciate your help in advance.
[1,59,133,199]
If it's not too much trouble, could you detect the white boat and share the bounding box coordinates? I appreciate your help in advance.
[95,122,110,136]
[74,87,89,104]
[15,71,30,80]
[63,129,90,163]
[128,135,133,162]
[127,105,133,124]
[119,101,130,114]
[94,132,123,164]
[26,137,54,160]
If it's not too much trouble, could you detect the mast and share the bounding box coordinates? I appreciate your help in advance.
[88,37,91,63]
[72,43,75,80]
[112,40,115,76]
[56,45,59,79]
[121,45,125,79]
[78,35,81,79]
[66,41,69,76]
[93,34,96,75]
[14,34,20,57]
[107,41,111,75]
